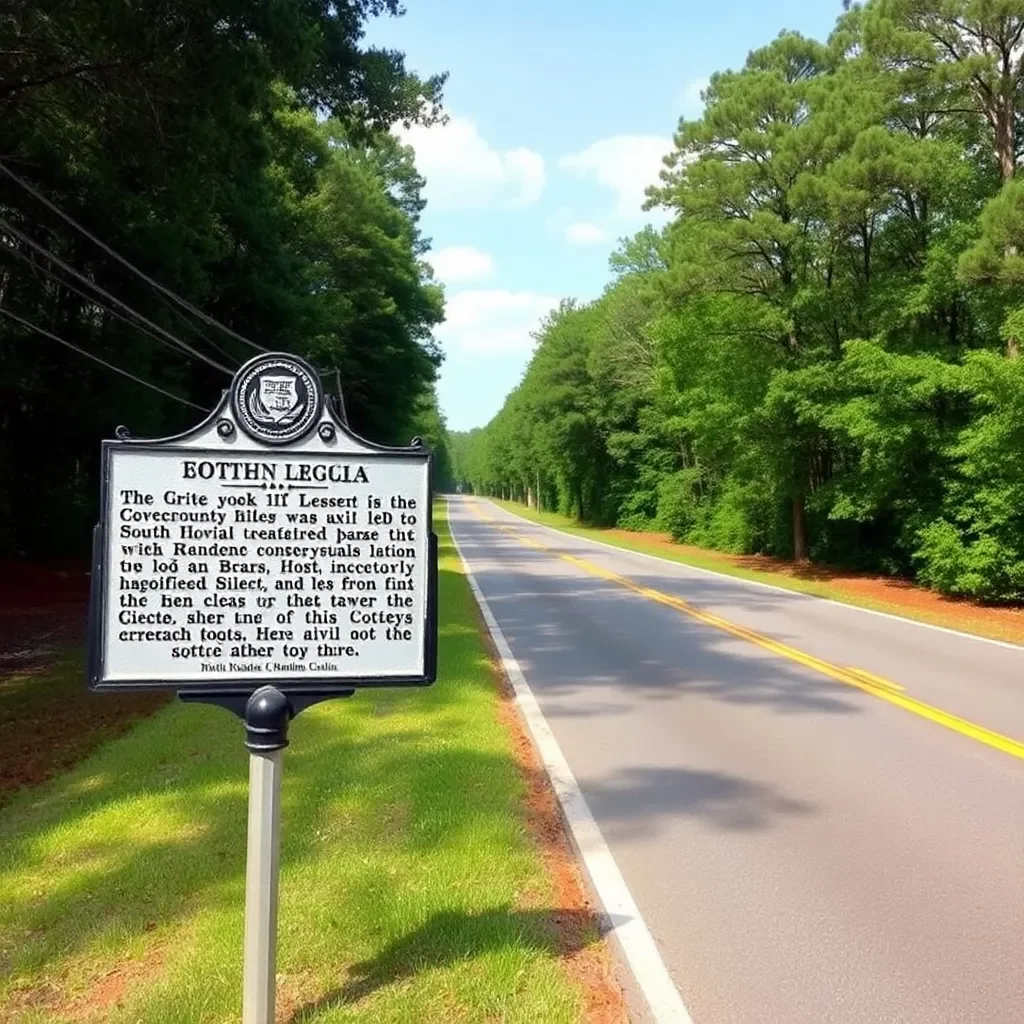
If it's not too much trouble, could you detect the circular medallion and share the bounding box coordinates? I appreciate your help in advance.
[230,354,322,445]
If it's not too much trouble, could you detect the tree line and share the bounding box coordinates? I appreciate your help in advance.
[454,0,1024,602]
[0,0,453,560]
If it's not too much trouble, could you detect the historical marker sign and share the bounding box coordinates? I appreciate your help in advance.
[88,352,437,694]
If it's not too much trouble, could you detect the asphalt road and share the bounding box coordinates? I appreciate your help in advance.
[447,496,1024,1024]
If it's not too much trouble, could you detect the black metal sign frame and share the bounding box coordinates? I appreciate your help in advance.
[86,353,438,699]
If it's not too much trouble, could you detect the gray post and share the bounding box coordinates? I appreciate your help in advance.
[242,687,291,1024]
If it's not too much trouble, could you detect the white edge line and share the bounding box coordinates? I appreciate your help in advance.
[447,500,695,1024]
[483,499,1024,654]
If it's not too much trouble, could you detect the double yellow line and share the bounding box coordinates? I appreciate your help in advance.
[469,502,1024,763]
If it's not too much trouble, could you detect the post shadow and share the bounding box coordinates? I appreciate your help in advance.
[288,906,615,1021]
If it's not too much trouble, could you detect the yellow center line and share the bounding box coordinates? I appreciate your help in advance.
[465,501,1024,763]
[845,668,906,693]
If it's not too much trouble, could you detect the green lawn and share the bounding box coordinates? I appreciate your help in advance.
[0,504,595,1023]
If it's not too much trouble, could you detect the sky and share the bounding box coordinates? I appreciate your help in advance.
[366,0,844,432]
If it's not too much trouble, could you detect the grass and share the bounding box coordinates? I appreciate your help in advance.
[487,498,1024,644]
[0,503,594,1023]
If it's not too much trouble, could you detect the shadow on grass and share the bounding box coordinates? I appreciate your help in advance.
[0,555,560,989]
[288,907,606,1021]
[0,519,820,1012]
[0,646,169,805]
[0,704,443,978]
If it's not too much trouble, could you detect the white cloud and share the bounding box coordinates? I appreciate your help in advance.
[559,135,673,219]
[429,246,496,285]
[395,115,545,212]
[565,222,606,246]
[680,76,710,118]
[436,290,560,354]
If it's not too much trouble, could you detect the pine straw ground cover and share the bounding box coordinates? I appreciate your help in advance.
[0,504,622,1023]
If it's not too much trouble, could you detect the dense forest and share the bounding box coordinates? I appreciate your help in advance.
[455,0,1024,602]
[0,0,453,560]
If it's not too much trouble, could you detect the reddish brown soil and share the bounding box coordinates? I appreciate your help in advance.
[0,560,168,804]
[479,625,628,1024]
[0,560,91,672]
[63,947,166,1022]
[601,528,1024,645]
[5,945,166,1023]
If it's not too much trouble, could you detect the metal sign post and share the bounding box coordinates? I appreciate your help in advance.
[242,687,288,1024]
[86,352,438,1021]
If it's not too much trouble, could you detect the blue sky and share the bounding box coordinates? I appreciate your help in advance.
[367,1,843,432]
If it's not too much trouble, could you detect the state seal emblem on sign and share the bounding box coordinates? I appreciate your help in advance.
[231,353,322,444]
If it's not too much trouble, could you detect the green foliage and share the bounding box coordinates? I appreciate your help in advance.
[0,1,445,557]
[914,353,1024,598]
[410,387,455,492]
[456,0,1024,602]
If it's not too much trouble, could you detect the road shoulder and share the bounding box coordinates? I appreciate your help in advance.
[449,497,695,1024]
[488,499,1024,649]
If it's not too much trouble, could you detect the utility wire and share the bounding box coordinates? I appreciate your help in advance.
[0,305,206,411]
[0,161,337,375]
[0,239,229,368]
[0,216,240,367]
[152,289,241,364]
[0,159,270,356]
[331,367,349,424]
[2,230,341,389]
[1,224,349,420]
[0,216,234,375]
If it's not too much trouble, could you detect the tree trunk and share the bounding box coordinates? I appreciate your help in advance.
[792,494,809,562]
[996,99,1020,357]
[997,101,1015,182]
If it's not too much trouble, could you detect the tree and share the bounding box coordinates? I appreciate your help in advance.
[459,0,1024,601]
[860,0,1024,181]
[649,31,834,558]
[0,0,446,557]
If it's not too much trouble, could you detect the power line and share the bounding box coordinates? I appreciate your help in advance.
[0,160,270,356]
[0,215,234,375]
[1,220,243,368]
[2,228,345,392]
[0,305,206,411]
[0,239,230,368]
[152,289,241,364]
[330,368,349,424]
[0,161,339,377]
[0,218,234,375]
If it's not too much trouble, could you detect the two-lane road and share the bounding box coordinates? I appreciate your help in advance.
[448,496,1024,1024]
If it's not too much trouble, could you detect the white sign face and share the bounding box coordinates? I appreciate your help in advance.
[100,447,430,685]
